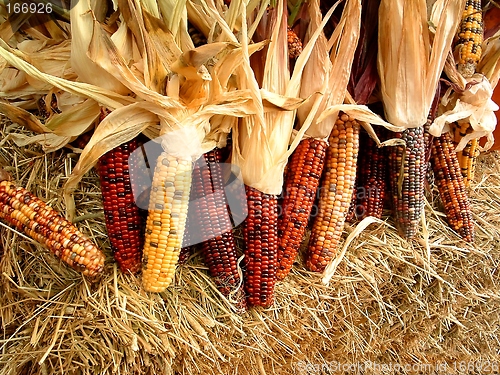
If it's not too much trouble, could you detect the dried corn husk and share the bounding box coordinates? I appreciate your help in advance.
[231,0,331,194]
[378,0,465,128]
[430,27,500,150]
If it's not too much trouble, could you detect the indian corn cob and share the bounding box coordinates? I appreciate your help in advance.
[244,186,278,307]
[388,126,427,239]
[455,0,483,78]
[345,182,358,223]
[355,129,387,220]
[431,132,475,242]
[178,216,192,265]
[276,138,327,281]
[455,122,480,187]
[97,138,144,274]
[455,0,484,185]
[306,113,360,273]
[287,27,303,59]
[142,152,192,293]
[0,172,105,277]
[188,149,245,308]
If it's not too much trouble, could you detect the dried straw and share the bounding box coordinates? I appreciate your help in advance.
[1,114,500,374]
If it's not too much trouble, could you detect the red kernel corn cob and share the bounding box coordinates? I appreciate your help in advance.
[98,139,143,274]
[306,113,360,272]
[0,179,105,277]
[356,130,387,220]
[189,149,246,308]
[388,126,427,239]
[276,138,327,281]
[431,133,475,242]
[244,186,278,307]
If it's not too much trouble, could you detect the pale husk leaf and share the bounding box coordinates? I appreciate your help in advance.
[0,38,136,109]
[378,0,464,128]
[70,0,130,94]
[300,0,361,139]
[63,102,159,220]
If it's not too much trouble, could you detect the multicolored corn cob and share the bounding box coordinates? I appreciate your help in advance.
[431,132,475,242]
[355,129,387,220]
[454,0,484,184]
[142,152,192,293]
[98,139,143,274]
[287,27,302,59]
[455,0,483,78]
[276,138,327,281]
[0,175,105,277]
[455,121,480,187]
[306,113,360,273]
[187,149,245,308]
[388,126,427,239]
[243,186,278,307]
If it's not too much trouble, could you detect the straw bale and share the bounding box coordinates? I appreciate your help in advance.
[1,115,500,374]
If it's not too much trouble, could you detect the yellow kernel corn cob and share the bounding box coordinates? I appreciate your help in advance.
[0,179,105,277]
[306,113,360,273]
[455,0,483,78]
[458,137,480,187]
[431,132,474,242]
[142,151,192,293]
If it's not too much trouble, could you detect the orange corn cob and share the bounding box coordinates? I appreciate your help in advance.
[0,177,105,277]
[306,113,360,272]
[287,27,302,59]
[98,139,143,274]
[243,186,278,307]
[431,133,474,242]
[388,126,427,239]
[345,183,358,223]
[458,135,480,187]
[276,138,327,281]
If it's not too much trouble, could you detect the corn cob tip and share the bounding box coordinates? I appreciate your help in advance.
[0,168,12,182]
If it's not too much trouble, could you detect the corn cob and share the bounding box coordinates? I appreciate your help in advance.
[457,128,480,187]
[0,176,105,277]
[388,126,427,239]
[345,183,358,223]
[355,130,387,220]
[98,139,143,274]
[287,27,302,59]
[306,113,360,273]
[178,216,192,265]
[188,149,246,308]
[276,138,327,281]
[431,132,475,242]
[455,0,483,78]
[454,0,483,183]
[243,186,278,307]
[142,152,192,293]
